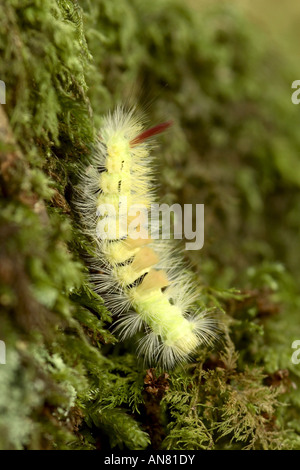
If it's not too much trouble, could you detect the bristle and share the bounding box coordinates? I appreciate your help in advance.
[130,121,173,147]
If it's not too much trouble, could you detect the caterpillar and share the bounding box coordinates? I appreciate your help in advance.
[76,107,218,369]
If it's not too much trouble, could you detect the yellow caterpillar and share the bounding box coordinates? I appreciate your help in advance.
[76,107,218,368]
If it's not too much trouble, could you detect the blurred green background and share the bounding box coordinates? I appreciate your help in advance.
[190,0,300,58]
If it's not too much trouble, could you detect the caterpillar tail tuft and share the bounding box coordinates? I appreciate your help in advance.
[76,106,219,369]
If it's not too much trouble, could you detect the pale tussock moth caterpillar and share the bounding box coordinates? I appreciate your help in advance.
[76,106,218,369]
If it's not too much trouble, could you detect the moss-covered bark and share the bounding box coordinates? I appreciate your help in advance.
[1,0,300,450]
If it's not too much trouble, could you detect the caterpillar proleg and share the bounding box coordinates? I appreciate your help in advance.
[76,107,218,369]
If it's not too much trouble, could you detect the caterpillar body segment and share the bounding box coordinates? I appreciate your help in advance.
[76,107,218,368]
